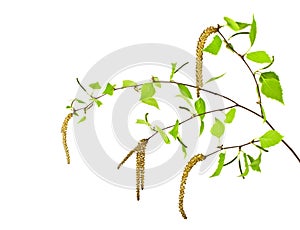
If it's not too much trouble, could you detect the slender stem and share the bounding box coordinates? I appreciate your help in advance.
[217,29,265,119]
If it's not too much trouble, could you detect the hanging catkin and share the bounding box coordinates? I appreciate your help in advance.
[61,113,73,164]
[179,154,206,219]
[196,26,218,97]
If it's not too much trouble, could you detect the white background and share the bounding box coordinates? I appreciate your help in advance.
[1,0,300,229]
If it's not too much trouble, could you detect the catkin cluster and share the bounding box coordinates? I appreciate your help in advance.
[117,139,148,201]
[179,154,206,219]
[196,26,218,97]
[61,113,73,164]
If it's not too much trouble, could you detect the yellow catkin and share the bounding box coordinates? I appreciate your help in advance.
[140,151,145,190]
[178,154,206,219]
[196,26,218,97]
[117,150,135,169]
[61,113,73,164]
[136,152,142,201]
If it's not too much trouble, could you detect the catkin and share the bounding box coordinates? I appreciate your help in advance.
[179,154,206,219]
[136,152,142,201]
[196,26,218,97]
[61,113,73,164]
[140,151,145,190]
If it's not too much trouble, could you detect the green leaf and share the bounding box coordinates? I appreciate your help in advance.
[178,84,193,99]
[176,95,194,111]
[140,83,155,100]
[78,116,86,124]
[205,73,226,84]
[210,118,225,138]
[199,120,205,136]
[169,120,179,140]
[91,98,103,107]
[260,72,284,104]
[248,153,262,172]
[224,108,236,123]
[224,17,240,31]
[141,97,159,109]
[210,152,225,177]
[103,83,114,96]
[66,105,72,109]
[181,144,187,158]
[236,22,250,30]
[156,125,170,144]
[261,105,267,123]
[194,98,206,120]
[259,130,283,148]
[170,63,177,80]
[89,82,101,90]
[136,119,150,126]
[203,35,222,55]
[249,15,257,46]
[240,152,250,177]
[122,80,137,87]
[75,98,85,104]
[246,51,272,64]
[152,76,161,88]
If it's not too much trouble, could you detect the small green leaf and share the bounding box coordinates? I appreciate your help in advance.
[66,105,72,109]
[194,98,206,120]
[122,80,137,87]
[236,22,250,30]
[78,116,86,124]
[259,130,283,148]
[176,95,194,110]
[169,120,179,140]
[140,83,155,100]
[261,105,267,123]
[249,15,257,46]
[136,119,150,126]
[178,136,188,158]
[203,35,222,55]
[246,51,272,64]
[205,73,226,84]
[199,120,205,136]
[260,72,284,104]
[210,118,225,138]
[141,97,159,109]
[103,83,114,96]
[92,98,103,107]
[178,84,193,99]
[89,82,101,90]
[170,63,177,80]
[224,108,236,123]
[240,152,250,177]
[224,17,240,31]
[152,76,161,88]
[248,153,262,172]
[75,98,85,104]
[210,152,225,177]
[156,125,170,144]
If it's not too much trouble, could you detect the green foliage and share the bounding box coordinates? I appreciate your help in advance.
[136,119,150,126]
[75,98,85,104]
[249,15,257,46]
[199,120,205,136]
[248,153,262,172]
[224,17,240,31]
[205,73,226,84]
[140,83,156,100]
[152,76,161,88]
[210,152,225,177]
[91,98,103,107]
[122,80,137,87]
[236,22,250,30]
[141,97,159,109]
[78,116,86,124]
[170,63,177,80]
[224,108,236,123]
[240,152,250,177]
[66,105,72,109]
[259,72,284,104]
[203,35,222,55]
[177,136,188,158]
[210,118,225,138]
[178,84,193,99]
[89,82,101,90]
[156,125,170,144]
[194,98,206,120]
[246,51,272,64]
[259,130,283,148]
[103,83,114,96]
[169,120,179,140]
